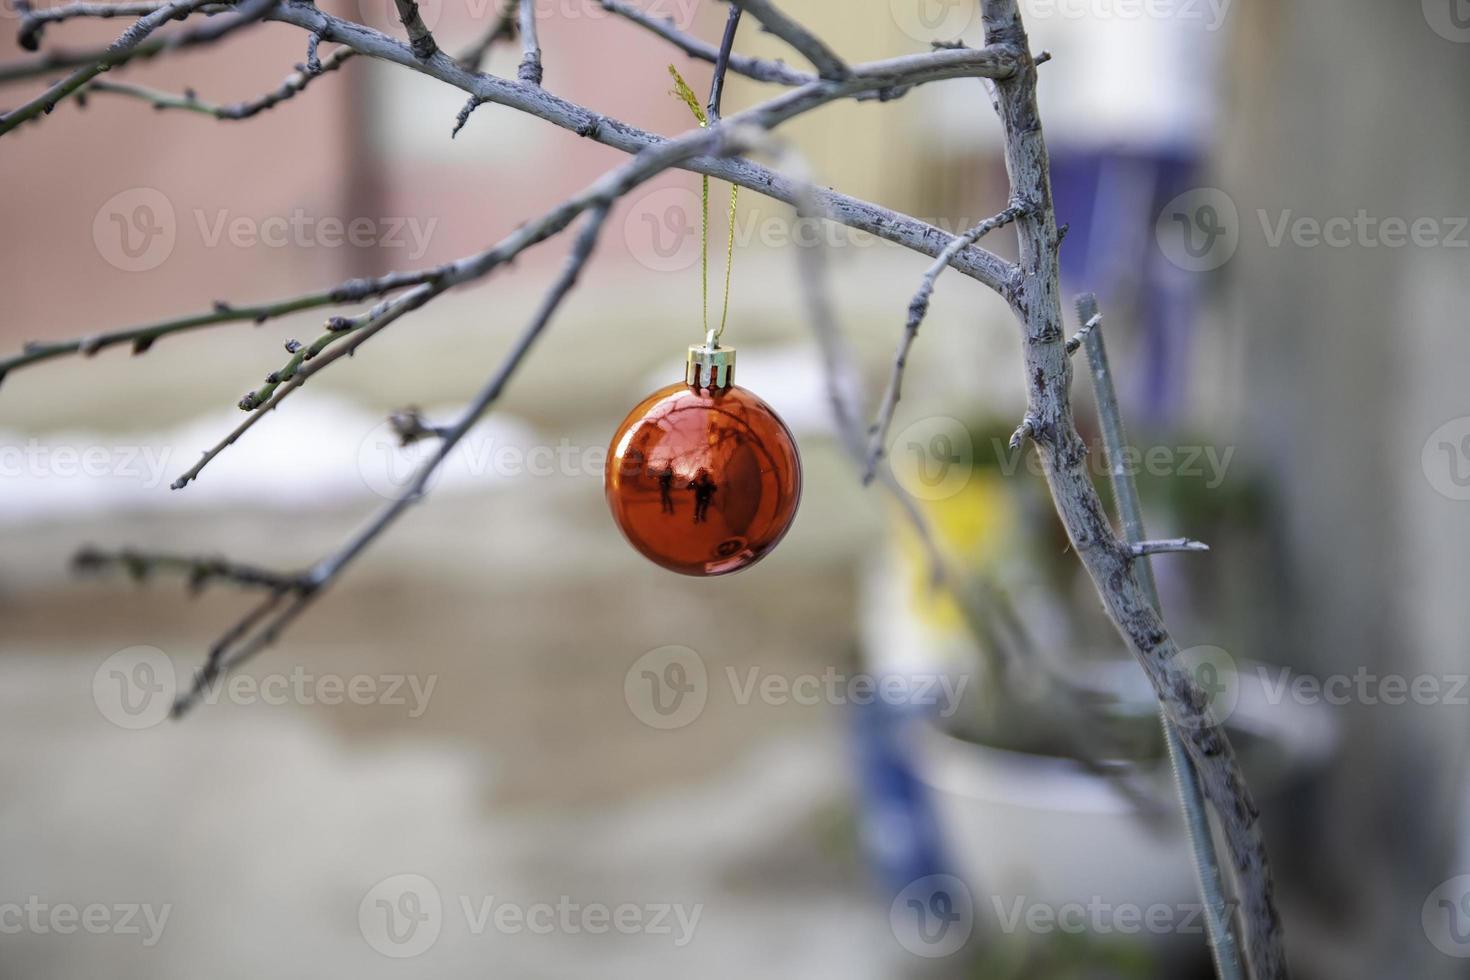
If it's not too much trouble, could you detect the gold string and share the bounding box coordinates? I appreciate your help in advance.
[667,65,738,347]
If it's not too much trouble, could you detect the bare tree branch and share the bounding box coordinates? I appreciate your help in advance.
[262,2,1019,288]
[724,0,846,80]
[0,0,242,136]
[169,115,769,490]
[0,0,280,135]
[172,205,612,714]
[980,1,1284,975]
[3,0,1018,293]
[0,24,1020,388]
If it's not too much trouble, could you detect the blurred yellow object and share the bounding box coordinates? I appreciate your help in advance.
[895,471,1017,633]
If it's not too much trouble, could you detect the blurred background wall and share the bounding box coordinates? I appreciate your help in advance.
[1,1,1467,978]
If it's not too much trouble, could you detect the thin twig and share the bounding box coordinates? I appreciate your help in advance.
[725,0,846,79]
[72,546,302,592]
[863,202,1028,482]
[391,0,437,59]
[599,0,811,87]
[706,3,742,121]
[84,45,354,119]
[1078,293,1243,980]
[515,0,541,84]
[17,1,168,51]
[1128,538,1212,558]
[387,406,452,445]
[0,267,439,382]
[1064,309,1100,354]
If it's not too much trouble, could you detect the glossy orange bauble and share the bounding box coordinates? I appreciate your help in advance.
[605,381,802,576]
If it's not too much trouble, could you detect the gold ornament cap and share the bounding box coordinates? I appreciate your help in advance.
[686,342,736,390]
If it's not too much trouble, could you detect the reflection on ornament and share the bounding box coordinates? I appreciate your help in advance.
[605,343,802,576]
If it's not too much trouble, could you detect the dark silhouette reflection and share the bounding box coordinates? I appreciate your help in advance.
[658,466,676,514]
[688,469,717,524]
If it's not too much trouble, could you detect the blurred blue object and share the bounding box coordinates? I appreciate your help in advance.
[1051,148,1205,427]
[849,694,954,898]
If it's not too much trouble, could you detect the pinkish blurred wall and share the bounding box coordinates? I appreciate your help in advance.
[0,0,738,345]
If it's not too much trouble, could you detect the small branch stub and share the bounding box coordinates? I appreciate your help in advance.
[1128,537,1211,558]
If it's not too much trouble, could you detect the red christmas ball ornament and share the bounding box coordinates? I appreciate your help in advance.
[605,342,802,576]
